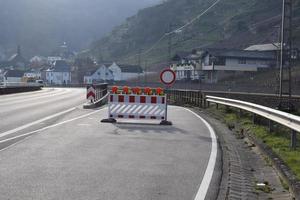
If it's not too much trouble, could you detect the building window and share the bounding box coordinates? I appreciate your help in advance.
[247,60,256,64]
[238,59,247,64]
[214,57,226,65]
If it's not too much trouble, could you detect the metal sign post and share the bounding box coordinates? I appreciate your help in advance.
[160,69,176,125]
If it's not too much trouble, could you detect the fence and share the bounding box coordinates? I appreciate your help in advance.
[166,89,300,111]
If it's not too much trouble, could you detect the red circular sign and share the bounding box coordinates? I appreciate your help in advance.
[160,69,176,85]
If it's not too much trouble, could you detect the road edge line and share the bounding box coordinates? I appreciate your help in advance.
[181,107,218,200]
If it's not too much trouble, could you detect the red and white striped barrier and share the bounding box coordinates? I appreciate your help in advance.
[101,86,172,125]
[87,85,96,102]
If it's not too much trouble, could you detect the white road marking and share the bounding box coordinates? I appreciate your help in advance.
[78,123,91,126]
[0,109,103,144]
[0,89,70,106]
[0,107,77,138]
[181,107,218,200]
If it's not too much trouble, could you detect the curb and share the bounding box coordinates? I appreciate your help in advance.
[198,109,257,199]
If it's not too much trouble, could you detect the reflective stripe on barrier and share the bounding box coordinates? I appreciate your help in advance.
[87,85,96,102]
[108,94,166,120]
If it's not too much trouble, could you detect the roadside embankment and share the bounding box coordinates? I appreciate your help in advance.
[206,105,300,199]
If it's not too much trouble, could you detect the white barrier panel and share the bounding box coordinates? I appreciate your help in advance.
[101,87,172,125]
[108,94,167,120]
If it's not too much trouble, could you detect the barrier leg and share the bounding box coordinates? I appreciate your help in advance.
[101,118,117,123]
[101,93,116,123]
[160,120,172,125]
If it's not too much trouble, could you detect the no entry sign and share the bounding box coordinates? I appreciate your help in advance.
[160,69,176,86]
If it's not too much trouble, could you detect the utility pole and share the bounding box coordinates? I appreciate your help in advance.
[144,60,148,86]
[137,49,142,84]
[168,24,173,66]
[278,0,294,112]
[138,48,141,67]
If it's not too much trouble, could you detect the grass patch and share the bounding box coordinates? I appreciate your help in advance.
[211,105,300,180]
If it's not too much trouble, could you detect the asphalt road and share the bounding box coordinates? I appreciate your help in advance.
[0,88,219,200]
[0,88,86,133]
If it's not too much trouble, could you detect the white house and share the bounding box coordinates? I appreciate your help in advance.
[83,65,114,84]
[171,62,201,81]
[108,62,144,81]
[46,60,71,85]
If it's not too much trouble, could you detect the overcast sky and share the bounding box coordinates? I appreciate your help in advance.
[0,0,162,57]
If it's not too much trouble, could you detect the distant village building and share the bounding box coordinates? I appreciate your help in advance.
[3,69,24,83]
[83,64,114,84]
[83,62,144,83]
[171,47,277,83]
[245,43,280,52]
[46,60,71,85]
[201,48,276,83]
[109,62,144,81]
[171,50,203,81]
[171,61,200,81]
[24,69,42,80]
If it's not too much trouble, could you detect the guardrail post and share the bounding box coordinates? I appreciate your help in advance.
[197,92,201,107]
[192,92,195,106]
[225,105,230,113]
[252,114,257,124]
[268,120,274,133]
[216,103,219,110]
[238,109,242,118]
[291,130,297,150]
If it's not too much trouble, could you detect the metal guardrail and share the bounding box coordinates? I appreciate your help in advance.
[93,83,108,102]
[206,95,299,149]
[83,83,109,109]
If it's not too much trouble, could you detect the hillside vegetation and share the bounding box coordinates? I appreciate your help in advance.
[90,0,300,68]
